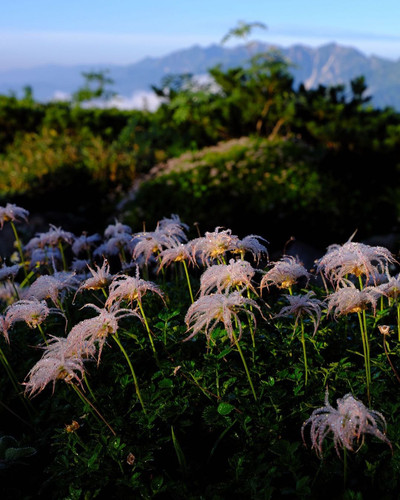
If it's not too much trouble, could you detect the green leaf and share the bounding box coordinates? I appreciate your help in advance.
[4,447,36,462]
[217,347,232,358]
[0,436,17,458]
[159,378,173,388]
[217,402,235,415]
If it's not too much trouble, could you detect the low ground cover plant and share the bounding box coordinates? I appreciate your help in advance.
[0,205,400,499]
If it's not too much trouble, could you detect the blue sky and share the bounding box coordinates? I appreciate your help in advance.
[2,0,400,70]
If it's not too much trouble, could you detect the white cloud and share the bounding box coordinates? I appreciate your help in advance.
[50,89,165,111]
[51,91,71,102]
[104,91,164,111]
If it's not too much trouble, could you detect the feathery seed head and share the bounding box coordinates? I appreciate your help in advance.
[0,315,12,342]
[0,264,20,282]
[106,270,164,308]
[184,291,260,344]
[316,241,396,287]
[157,214,189,242]
[191,227,239,265]
[28,247,62,268]
[158,242,195,270]
[24,338,86,397]
[260,256,310,291]
[72,232,102,256]
[131,230,171,264]
[275,291,325,336]
[5,298,52,331]
[326,283,378,317]
[71,258,91,273]
[231,234,269,263]
[67,303,141,363]
[376,275,400,300]
[25,273,78,305]
[0,282,20,306]
[104,220,132,239]
[302,389,391,458]
[199,258,257,296]
[0,203,29,229]
[77,260,113,292]
[35,224,75,248]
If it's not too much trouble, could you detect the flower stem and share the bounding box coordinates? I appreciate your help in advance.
[397,300,400,342]
[37,324,48,346]
[71,383,116,436]
[231,330,257,401]
[300,318,308,386]
[10,221,27,277]
[357,311,371,403]
[83,372,97,402]
[112,333,146,414]
[182,260,194,304]
[382,331,400,384]
[137,300,159,365]
[58,242,68,272]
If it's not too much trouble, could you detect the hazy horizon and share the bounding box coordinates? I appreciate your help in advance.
[2,0,400,71]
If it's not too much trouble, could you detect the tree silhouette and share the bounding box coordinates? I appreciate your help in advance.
[221,20,267,45]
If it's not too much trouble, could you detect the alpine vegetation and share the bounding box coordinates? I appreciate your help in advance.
[0,205,399,498]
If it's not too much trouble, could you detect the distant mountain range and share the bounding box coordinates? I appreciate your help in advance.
[1,42,400,109]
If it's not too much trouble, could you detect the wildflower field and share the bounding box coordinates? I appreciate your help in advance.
[0,204,400,499]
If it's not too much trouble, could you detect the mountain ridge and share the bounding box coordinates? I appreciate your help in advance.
[1,41,400,109]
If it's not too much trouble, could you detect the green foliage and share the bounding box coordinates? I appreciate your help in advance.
[4,24,400,499]
[0,212,400,498]
[2,45,400,244]
[72,70,116,105]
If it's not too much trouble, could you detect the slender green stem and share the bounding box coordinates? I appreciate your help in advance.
[83,372,97,402]
[69,431,88,452]
[171,425,187,473]
[245,288,256,351]
[182,260,194,304]
[137,300,159,364]
[20,265,39,289]
[112,333,146,414]
[71,383,116,436]
[362,309,371,385]
[10,279,20,301]
[10,221,27,277]
[157,253,166,281]
[37,324,48,346]
[188,372,212,400]
[231,330,257,401]
[382,332,400,384]
[119,247,127,265]
[218,255,227,265]
[357,311,371,403]
[300,318,308,386]
[397,300,400,342]
[58,242,67,271]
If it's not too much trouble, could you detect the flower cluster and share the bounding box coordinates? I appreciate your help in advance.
[302,389,391,458]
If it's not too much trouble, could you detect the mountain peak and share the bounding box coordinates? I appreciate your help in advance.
[1,41,400,109]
